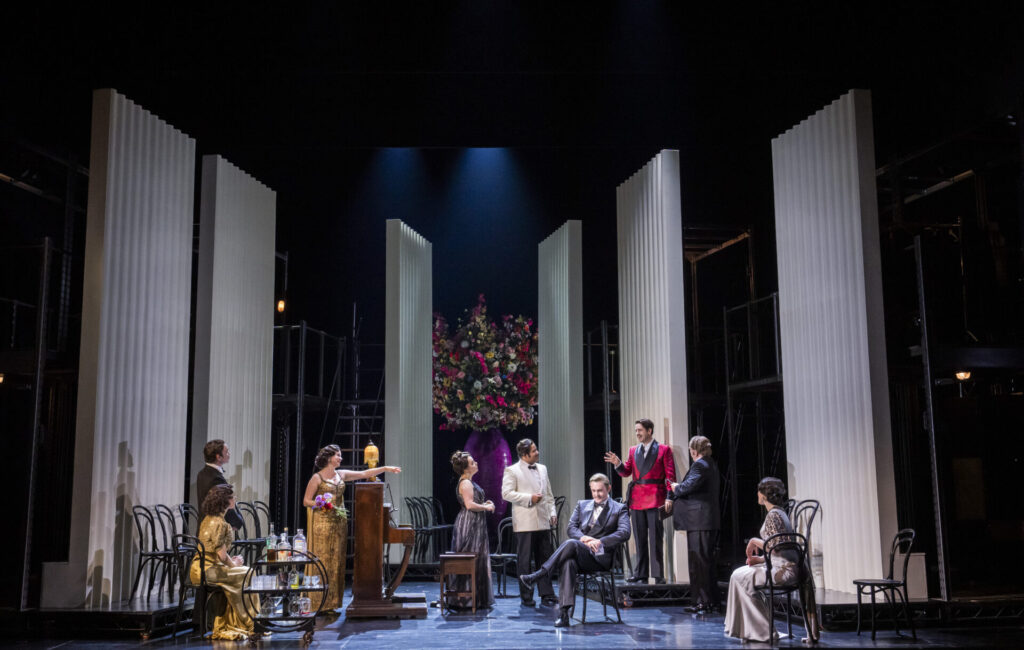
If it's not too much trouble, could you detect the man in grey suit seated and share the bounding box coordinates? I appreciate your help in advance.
[520,473,631,627]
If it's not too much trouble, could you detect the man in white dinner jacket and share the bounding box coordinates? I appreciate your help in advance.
[502,438,558,606]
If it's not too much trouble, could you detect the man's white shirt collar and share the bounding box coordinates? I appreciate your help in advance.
[206,462,224,474]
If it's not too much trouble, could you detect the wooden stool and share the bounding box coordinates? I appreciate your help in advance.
[439,553,477,613]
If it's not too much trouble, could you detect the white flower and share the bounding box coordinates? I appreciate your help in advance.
[508,362,517,372]
[460,340,470,348]
[473,380,483,391]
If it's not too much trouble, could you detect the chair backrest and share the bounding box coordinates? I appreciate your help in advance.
[554,495,566,522]
[253,500,272,533]
[178,503,200,536]
[132,505,159,552]
[172,533,205,587]
[762,531,808,588]
[792,499,820,549]
[236,501,261,538]
[496,517,515,555]
[783,499,798,517]
[430,496,447,525]
[887,528,916,582]
[152,504,177,551]
[404,497,424,529]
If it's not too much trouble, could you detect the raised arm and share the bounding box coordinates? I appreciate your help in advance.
[339,466,401,481]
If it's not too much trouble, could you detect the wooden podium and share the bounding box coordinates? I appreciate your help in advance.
[345,482,428,618]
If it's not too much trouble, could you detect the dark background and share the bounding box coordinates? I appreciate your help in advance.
[3,2,1024,606]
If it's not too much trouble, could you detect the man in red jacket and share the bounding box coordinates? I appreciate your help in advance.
[604,418,676,583]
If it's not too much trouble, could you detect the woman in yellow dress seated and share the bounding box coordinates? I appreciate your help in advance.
[191,483,257,640]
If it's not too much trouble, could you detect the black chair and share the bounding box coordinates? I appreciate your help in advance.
[179,503,200,536]
[490,517,518,597]
[782,499,798,517]
[853,528,916,640]
[549,495,567,547]
[792,500,820,553]
[427,496,454,560]
[236,501,262,539]
[152,504,180,597]
[572,560,622,624]
[129,505,177,600]
[253,500,272,535]
[405,496,431,563]
[614,497,633,576]
[171,534,226,639]
[753,531,809,646]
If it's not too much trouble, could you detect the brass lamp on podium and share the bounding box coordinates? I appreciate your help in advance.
[364,441,380,480]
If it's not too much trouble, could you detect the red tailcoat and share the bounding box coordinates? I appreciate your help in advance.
[615,442,676,510]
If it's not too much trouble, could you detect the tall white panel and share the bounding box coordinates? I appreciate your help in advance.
[772,89,898,593]
[191,155,276,507]
[384,220,433,549]
[615,150,689,582]
[43,89,195,606]
[538,221,585,538]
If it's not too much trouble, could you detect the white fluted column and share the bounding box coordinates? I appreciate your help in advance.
[616,149,689,582]
[42,89,195,607]
[772,89,898,592]
[384,220,433,553]
[191,155,276,507]
[538,221,585,539]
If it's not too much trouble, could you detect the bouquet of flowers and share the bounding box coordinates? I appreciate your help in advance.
[432,294,539,431]
[313,492,347,518]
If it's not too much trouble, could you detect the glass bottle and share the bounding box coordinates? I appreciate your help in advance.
[266,522,277,561]
[277,528,291,561]
[293,528,307,554]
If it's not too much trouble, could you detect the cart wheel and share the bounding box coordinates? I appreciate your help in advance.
[247,632,259,647]
[303,629,314,645]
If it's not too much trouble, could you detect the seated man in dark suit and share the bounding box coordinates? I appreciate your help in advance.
[520,473,631,627]
[196,439,244,530]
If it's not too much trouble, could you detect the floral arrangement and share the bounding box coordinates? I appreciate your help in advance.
[432,294,539,431]
[313,492,347,518]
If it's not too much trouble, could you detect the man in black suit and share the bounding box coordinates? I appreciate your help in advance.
[196,439,244,530]
[667,435,720,613]
[520,473,631,628]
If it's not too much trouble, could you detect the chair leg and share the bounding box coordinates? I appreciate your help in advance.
[767,585,775,647]
[581,576,588,622]
[869,589,877,640]
[855,586,862,636]
[599,576,608,620]
[884,588,901,636]
[172,580,187,636]
[129,557,148,600]
[609,575,622,623]
[786,592,792,639]
[897,586,916,639]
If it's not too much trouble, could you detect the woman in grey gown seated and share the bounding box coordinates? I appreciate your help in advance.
[724,477,819,644]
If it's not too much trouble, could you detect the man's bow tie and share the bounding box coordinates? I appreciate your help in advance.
[528,464,537,470]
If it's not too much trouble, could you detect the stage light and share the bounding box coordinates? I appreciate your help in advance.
[955,371,971,381]
[277,300,285,313]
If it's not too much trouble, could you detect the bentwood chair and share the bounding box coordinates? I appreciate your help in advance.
[178,503,200,536]
[753,531,809,646]
[490,517,518,597]
[572,561,622,624]
[171,534,226,638]
[550,496,567,547]
[129,505,177,600]
[853,528,916,640]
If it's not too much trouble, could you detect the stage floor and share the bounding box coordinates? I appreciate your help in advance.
[12,581,1024,649]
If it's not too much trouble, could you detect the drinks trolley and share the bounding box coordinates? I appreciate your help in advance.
[241,548,329,645]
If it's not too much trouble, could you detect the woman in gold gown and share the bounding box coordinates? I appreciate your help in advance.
[191,484,257,640]
[302,444,402,611]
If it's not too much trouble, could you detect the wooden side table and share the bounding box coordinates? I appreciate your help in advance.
[439,553,477,613]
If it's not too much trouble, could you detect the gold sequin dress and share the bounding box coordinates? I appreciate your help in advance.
[190,514,258,640]
[308,476,348,610]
